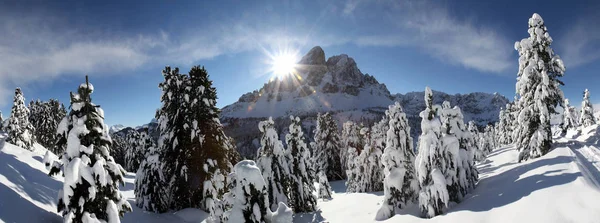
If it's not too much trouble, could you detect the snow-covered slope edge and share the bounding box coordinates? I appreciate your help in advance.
[297,142,600,222]
[0,135,208,223]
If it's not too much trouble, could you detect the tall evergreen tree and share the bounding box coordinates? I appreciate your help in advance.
[124,130,143,172]
[152,65,237,212]
[110,134,127,167]
[341,121,363,179]
[415,87,449,218]
[6,88,35,150]
[514,13,565,162]
[50,76,131,223]
[376,102,418,221]
[440,102,478,202]
[135,127,168,213]
[311,141,332,200]
[187,66,237,213]
[155,66,191,210]
[313,112,343,181]
[468,121,485,162]
[580,89,596,127]
[285,116,317,213]
[562,99,579,133]
[0,111,4,131]
[256,117,291,211]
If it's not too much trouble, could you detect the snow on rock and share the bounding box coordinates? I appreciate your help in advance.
[269,202,293,223]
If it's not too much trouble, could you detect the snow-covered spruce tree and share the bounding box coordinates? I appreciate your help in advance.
[468,121,486,162]
[415,87,449,218]
[285,116,317,213]
[360,116,387,192]
[561,99,578,133]
[580,89,596,127]
[514,13,566,162]
[376,102,418,221]
[312,141,333,200]
[124,130,143,172]
[256,117,291,211]
[345,126,363,193]
[6,88,35,150]
[29,99,67,151]
[341,121,363,178]
[135,127,168,213]
[110,133,127,167]
[343,121,363,192]
[188,66,236,213]
[224,160,271,223]
[439,102,478,202]
[314,112,343,181]
[497,106,511,145]
[155,66,192,210]
[438,101,461,204]
[50,76,131,222]
[0,111,3,130]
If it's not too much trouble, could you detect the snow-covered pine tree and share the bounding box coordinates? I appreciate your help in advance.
[6,88,35,150]
[341,121,363,179]
[50,76,131,222]
[135,127,168,213]
[580,89,596,127]
[514,13,566,162]
[124,130,143,172]
[497,107,510,145]
[187,66,236,213]
[110,133,127,167]
[376,102,418,221]
[285,116,317,213]
[345,127,362,193]
[29,99,67,152]
[343,121,363,192]
[561,99,578,133]
[361,116,387,192]
[314,112,343,181]
[155,66,193,210]
[223,160,271,223]
[256,117,291,211]
[468,121,485,162]
[440,102,478,202]
[415,87,449,218]
[312,141,332,200]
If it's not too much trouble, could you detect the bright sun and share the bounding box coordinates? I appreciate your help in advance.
[271,53,297,77]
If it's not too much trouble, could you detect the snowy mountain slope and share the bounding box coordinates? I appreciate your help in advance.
[297,144,600,223]
[0,135,208,223]
[3,129,600,222]
[220,46,508,157]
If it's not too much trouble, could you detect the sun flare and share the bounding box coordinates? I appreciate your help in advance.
[270,52,297,77]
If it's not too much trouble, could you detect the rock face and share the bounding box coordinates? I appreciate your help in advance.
[220,46,509,158]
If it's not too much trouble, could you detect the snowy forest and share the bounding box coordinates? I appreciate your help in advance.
[1,12,600,223]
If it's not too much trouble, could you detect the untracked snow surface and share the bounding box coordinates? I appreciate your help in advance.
[3,128,600,222]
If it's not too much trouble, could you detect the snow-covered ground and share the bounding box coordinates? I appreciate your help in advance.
[2,127,600,223]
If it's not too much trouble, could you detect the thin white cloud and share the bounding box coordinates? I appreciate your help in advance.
[558,13,600,68]
[343,0,363,15]
[350,1,513,74]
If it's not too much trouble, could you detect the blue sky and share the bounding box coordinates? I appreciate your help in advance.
[0,0,599,127]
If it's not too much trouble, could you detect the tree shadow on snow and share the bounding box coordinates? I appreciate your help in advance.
[452,155,580,212]
[293,209,326,223]
[0,152,62,222]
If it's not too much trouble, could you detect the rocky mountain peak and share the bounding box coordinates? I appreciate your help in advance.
[299,46,326,65]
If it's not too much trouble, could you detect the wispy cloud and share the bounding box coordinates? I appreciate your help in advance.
[348,0,513,74]
[558,13,600,68]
